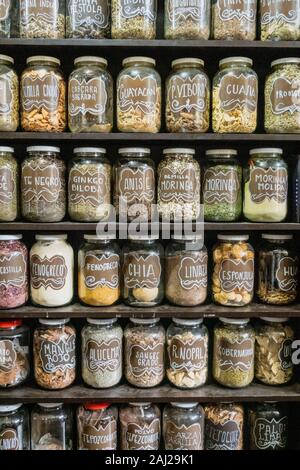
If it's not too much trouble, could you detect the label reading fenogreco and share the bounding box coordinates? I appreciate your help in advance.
[178,254,208,290]
[276,256,298,291]
[119,0,156,21]
[165,422,202,450]
[118,74,158,116]
[82,419,117,450]
[0,252,26,289]
[20,0,59,26]
[124,253,161,289]
[219,74,258,112]
[129,342,164,380]
[203,168,240,205]
[0,75,13,115]
[68,0,109,29]
[168,336,207,373]
[0,340,17,372]
[167,74,208,114]
[0,428,19,450]
[39,334,76,374]
[261,0,298,25]
[0,0,11,21]
[217,337,254,372]
[84,253,119,290]
[270,77,300,115]
[217,0,256,23]
[69,166,109,207]
[249,167,288,204]
[85,338,121,374]
[0,167,14,205]
[167,0,207,21]
[117,167,155,204]
[22,73,59,113]
[159,167,198,204]
[278,338,293,370]
[68,77,107,117]
[219,258,254,293]
[31,254,67,290]
[253,416,288,450]
[125,419,160,450]
[22,161,62,204]
[205,418,241,450]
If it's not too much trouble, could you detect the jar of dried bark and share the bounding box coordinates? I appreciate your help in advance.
[204,403,244,450]
[77,403,118,450]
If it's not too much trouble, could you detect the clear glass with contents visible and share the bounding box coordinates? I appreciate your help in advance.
[112,0,157,39]
[164,0,210,39]
[205,403,244,450]
[0,147,18,222]
[0,0,18,38]
[19,0,65,39]
[31,403,73,450]
[66,0,110,38]
[0,55,18,131]
[77,403,118,450]
[163,403,204,450]
[0,321,30,388]
[248,402,289,450]
[0,404,29,450]
[120,403,161,450]
[212,0,257,40]
[260,0,300,40]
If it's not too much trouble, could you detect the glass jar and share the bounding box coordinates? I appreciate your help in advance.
[30,234,74,307]
[21,56,66,132]
[0,0,17,38]
[165,235,208,306]
[212,235,254,307]
[31,403,73,450]
[205,403,244,450]
[19,0,65,38]
[68,56,113,133]
[81,318,123,389]
[113,147,155,221]
[77,403,118,450]
[66,0,110,38]
[203,149,242,222]
[0,147,18,222]
[120,403,161,450]
[68,147,111,222]
[212,0,257,39]
[212,57,258,133]
[117,56,161,133]
[122,234,164,307]
[0,321,29,389]
[163,403,204,450]
[164,0,210,39]
[112,0,157,39]
[0,404,29,450]
[33,318,76,390]
[243,148,288,222]
[0,55,18,131]
[265,58,300,133]
[166,58,210,133]
[255,317,294,385]
[78,234,121,307]
[260,0,300,40]
[248,402,289,450]
[258,234,298,304]
[0,235,28,309]
[213,318,255,388]
[21,146,66,223]
[124,318,165,388]
[157,148,201,222]
[166,318,208,389]
[292,154,300,222]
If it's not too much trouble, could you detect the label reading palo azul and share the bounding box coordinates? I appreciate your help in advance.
[85,338,121,374]
[0,252,26,289]
[118,167,155,204]
[270,77,300,115]
[20,0,59,26]
[178,254,208,290]
[22,73,59,112]
[0,75,13,115]
[0,0,11,21]
[219,74,257,112]
[168,336,207,373]
[82,419,117,450]
[0,339,17,372]
[159,166,198,204]
[205,418,241,450]
[167,0,207,22]
[276,256,298,291]
[125,419,160,450]
[165,422,202,450]
[217,0,256,23]
[31,254,67,290]
[84,253,119,290]
[219,258,254,293]
[253,416,288,450]
[69,77,107,117]
[124,253,161,289]
[118,74,158,116]
[278,338,293,370]
[0,428,19,450]
[217,337,254,372]
[68,0,109,29]
[120,0,156,21]
[249,167,288,204]
[261,0,298,25]
[204,168,240,204]
[69,166,108,207]
[39,334,76,374]
[167,74,208,114]
[22,161,62,204]
[129,341,164,380]
[0,167,14,204]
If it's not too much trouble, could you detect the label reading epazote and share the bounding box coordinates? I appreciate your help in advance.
[167,0,207,22]
[0,252,27,289]
[253,416,288,450]
[118,74,158,116]
[178,254,208,290]
[82,419,117,450]
[219,74,258,112]
[0,428,19,450]
[219,258,254,293]
[125,419,160,450]
[22,161,62,204]
[165,422,202,450]
[0,339,17,372]
[205,418,241,450]
[0,167,14,204]
[22,73,59,112]
[67,0,110,29]
[276,256,298,291]
[217,337,254,372]
[119,0,156,21]
[249,167,288,204]
[168,336,207,373]
[260,0,298,25]
[270,77,300,114]
[85,338,121,374]
[39,334,76,374]
[159,166,198,204]
[117,167,155,204]
[167,74,208,114]
[20,0,59,26]
[129,341,164,380]
[68,77,107,117]
[124,253,161,288]
[217,0,256,23]
[0,0,11,21]
[30,254,67,290]
[0,75,13,115]
[69,166,109,207]
[203,168,240,204]
[84,253,120,290]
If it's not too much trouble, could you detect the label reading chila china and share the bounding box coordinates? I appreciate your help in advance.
[204,168,240,204]
[68,0,109,29]
[168,336,207,373]
[118,74,158,116]
[253,416,288,450]
[22,161,62,204]
[69,166,109,207]
[167,74,208,114]
[22,73,59,112]
[124,253,161,289]
[0,75,13,115]
[217,0,256,23]
[178,254,208,290]
[205,418,241,450]
[219,74,257,112]
[0,428,19,450]
[217,337,254,372]
[129,341,164,379]
[0,339,17,372]
[249,167,288,204]
[120,0,156,21]
[167,0,207,21]
[261,0,298,25]
[31,254,68,290]
[219,258,254,293]
[69,77,107,117]
[0,252,27,289]
[159,166,198,204]
[270,77,300,115]
[85,338,121,374]
[82,419,117,450]
[0,0,11,21]
[84,253,119,290]
[165,422,202,450]
[20,0,59,26]
[39,334,76,374]
[276,256,298,291]
[0,167,14,204]
[125,419,160,450]
[118,167,155,204]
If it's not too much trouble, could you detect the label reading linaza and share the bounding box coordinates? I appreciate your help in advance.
[178,254,208,290]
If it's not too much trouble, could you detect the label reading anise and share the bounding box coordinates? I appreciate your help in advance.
[84,253,119,290]
[219,74,258,112]
[0,252,26,289]
[68,0,109,29]
[31,254,67,290]
[217,0,256,23]
[85,338,121,374]
[167,0,206,22]
[249,167,288,204]
[167,74,208,114]
[117,167,155,204]
[129,341,164,380]
[270,77,300,115]
[260,0,297,25]
[0,0,11,21]
[0,339,17,372]
[69,166,109,207]
[39,333,76,374]
[253,416,288,450]
[205,418,241,450]
[178,254,208,290]
[0,75,13,115]
[69,77,107,117]
[217,337,254,372]
[0,167,14,204]
[22,162,62,204]
[159,166,198,204]
[125,419,160,450]
[118,74,158,116]
[124,253,161,289]
[278,338,293,371]
[119,0,156,21]
[0,428,19,450]
[219,258,254,293]
[168,336,207,373]
[20,0,59,26]
[82,419,117,450]
[165,422,202,450]
[203,168,240,205]
[276,256,298,291]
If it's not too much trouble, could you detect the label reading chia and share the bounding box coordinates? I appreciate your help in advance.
[0,252,27,289]
[119,0,156,21]
[20,0,59,26]
[253,416,288,450]
[203,168,240,204]
[217,0,256,23]
[168,336,207,373]
[0,428,19,450]
[261,0,298,25]
[159,166,198,204]
[82,419,117,450]
[85,338,121,373]
[117,167,155,204]
[124,253,161,289]
[118,74,158,116]
[270,77,300,114]
[129,341,164,380]
[0,75,13,115]
[205,418,241,450]
[167,74,208,114]
[39,334,76,374]
[22,73,59,112]
[165,422,202,450]
[69,77,107,117]
[0,339,17,372]
[30,254,67,290]
[278,338,293,370]
[275,256,298,291]
[219,258,254,293]
[178,254,208,290]
[219,74,257,112]
[0,167,14,204]
[0,0,11,21]
[217,337,254,372]
[125,419,160,450]
[84,253,119,290]
[167,0,207,22]
[69,166,109,207]
[68,0,109,29]
[249,167,288,204]
[22,162,62,204]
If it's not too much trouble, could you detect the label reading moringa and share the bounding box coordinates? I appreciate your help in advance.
[120,0,156,21]
[68,0,109,29]
[0,252,26,289]
[84,253,119,290]
[39,334,76,374]
[69,166,109,207]
[217,0,256,23]
[217,337,254,372]
[0,340,17,372]
[22,73,59,112]
[276,256,298,291]
[118,74,158,116]
[219,74,258,112]
[219,258,254,293]
[249,167,288,204]
[22,162,62,203]
[125,419,160,450]
[124,253,161,288]
[165,422,202,450]
[168,336,207,373]
[178,254,208,290]
[203,168,240,204]
[253,416,288,450]
[69,77,107,117]
[129,341,164,379]
[0,428,19,450]
[82,419,117,450]
[159,167,198,204]
[270,77,300,115]
[0,167,14,204]
[0,75,13,115]
[167,74,208,114]
[20,0,59,26]
[31,254,67,290]
[85,338,121,374]
[167,0,207,21]
[0,0,11,21]
[205,418,241,450]
[118,167,155,204]
[260,0,298,25]
[278,338,293,370]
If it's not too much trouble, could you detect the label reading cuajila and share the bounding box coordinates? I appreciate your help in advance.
[204,168,240,204]
[276,256,298,291]
[219,74,257,112]
[68,0,109,29]
[217,337,254,372]
[0,167,14,204]
[205,418,241,450]
[0,0,11,21]
[0,339,17,372]
[219,258,254,293]
[124,253,161,289]
[85,337,121,373]
[84,253,119,290]
[159,167,198,204]
[249,167,288,204]
[253,416,288,450]
[270,77,300,115]
[22,73,59,112]
[69,77,107,117]
[217,0,256,23]
[0,252,27,289]
[69,166,109,207]
[165,422,202,450]
[0,428,19,450]
[118,74,158,116]
[39,333,76,374]
[118,167,155,204]
[261,0,298,25]
[178,254,207,290]
[31,254,68,290]
[129,341,164,380]
[278,338,293,370]
[0,75,13,115]
[120,0,156,21]
[167,74,208,114]
[167,0,207,22]
[168,335,207,373]
[82,419,117,450]
[22,161,62,203]
[20,0,59,26]
[125,419,160,450]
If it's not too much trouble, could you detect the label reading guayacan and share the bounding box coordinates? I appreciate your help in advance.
[118,74,158,116]
[20,0,59,26]
[219,258,254,293]
[119,0,156,21]
[129,341,164,380]
[0,75,13,115]
[217,0,256,23]
[67,0,110,29]
[69,166,109,207]
[270,77,300,115]
[82,419,117,450]
[249,167,288,204]
[0,428,19,450]
[125,419,160,450]
[30,254,68,290]
[85,338,121,374]
[203,168,240,204]
[205,418,241,450]
[261,0,298,25]
[124,253,161,289]
[117,167,155,204]
[275,256,298,291]
[0,167,14,204]
[167,0,207,22]
[278,338,293,370]
[22,73,60,113]
[159,166,198,204]
[39,334,76,374]
[178,254,208,290]
[0,0,11,21]
[253,416,288,450]
[0,252,27,289]
[0,339,17,372]
[168,336,207,373]
[84,253,119,290]
[165,422,202,450]
[217,337,254,372]
[167,74,208,114]
[219,74,258,112]
[68,77,107,117]
[22,161,62,204]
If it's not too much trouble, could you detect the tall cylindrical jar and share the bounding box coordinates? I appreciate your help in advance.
[117,57,161,133]
[163,403,204,450]
[164,0,210,39]
[205,403,244,450]
[0,0,17,38]
[31,403,73,450]
[0,55,18,131]
[212,0,257,39]
[260,0,300,40]
[66,0,110,38]
[166,58,210,133]
[0,404,29,450]
[112,0,157,39]
[0,147,18,222]
[248,402,289,450]
[19,0,65,38]
[120,403,161,450]
[77,403,118,450]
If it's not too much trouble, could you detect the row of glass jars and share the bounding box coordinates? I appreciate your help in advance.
[0,401,290,451]
[1,0,299,42]
[2,53,300,134]
[0,316,295,390]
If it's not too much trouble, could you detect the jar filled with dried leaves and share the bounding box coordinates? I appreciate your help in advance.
[213,318,255,388]
[0,404,30,451]
[21,56,66,133]
[19,0,65,39]
[212,57,258,133]
[258,234,298,305]
[164,0,210,39]
[33,318,76,390]
[0,147,18,222]
[68,56,113,133]
[248,402,289,450]
[77,403,118,450]
[260,0,300,40]
[212,0,257,40]
[117,57,161,133]
[0,321,30,389]
[255,317,294,385]
[0,55,18,131]
[204,403,244,450]
[163,403,204,450]
[120,403,161,450]
[166,58,210,133]
[66,0,110,38]
[124,318,165,388]
[166,318,208,389]
[31,403,73,450]
[212,235,254,307]
[112,0,157,39]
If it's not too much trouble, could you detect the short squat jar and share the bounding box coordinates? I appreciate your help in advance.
[163,403,205,450]
[112,0,157,39]
[66,0,110,38]
[260,0,300,41]
[31,403,73,450]
[0,404,29,451]
[120,403,161,450]
[0,147,18,222]
[77,403,118,451]
[68,56,113,133]
[212,0,257,40]
[19,0,65,39]
[164,0,210,39]
[0,54,18,131]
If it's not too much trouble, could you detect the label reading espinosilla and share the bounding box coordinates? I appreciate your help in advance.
[168,335,207,373]
[167,74,208,114]
[125,418,160,450]
[69,166,109,207]
[249,167,288,204]
[219,74,258,112]
[260,0,298,25]
[124,253,161,288]
[85,337,121,373]
[69,77,107,117]
[0,252,27,289]
[22,73,60,112]
[217,0,256,23]
[219,258,254,293]
[178,253,208,290]
[30,254,67,290]
[84,253,120,290]
[203,168,240,204]
[20,0,59,26]
[167,0,207,22]
[118,74,158,116]
[39,333,76,374]
[68,0,110,29]
[119,0,156,21]
[217,337,254,372]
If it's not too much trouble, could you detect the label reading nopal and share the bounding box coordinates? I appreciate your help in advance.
[85,338,121,374]
[84,253,120,290]
[124,253,161,289]
[276,256,298,291]
[261,0,298,25]
[217,0,256,23]
[270,77,300,115]
[22,73,60,113]
[118,74,158,115]
[68,0,110,29]
[249,167,288,204]
[178,254,208,290]
[0,252,27,289]
[31,254,67,290]
[0,75,13,115]
[20,0,59,26]
[167,0,207,22]
[219,74,257,112]
[39,334,76,374]
[167,74,208,114]
[219,258,254,293]
[69,77,107,117]
[120,0,156,21]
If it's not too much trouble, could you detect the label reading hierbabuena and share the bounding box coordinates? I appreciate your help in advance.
[68,0,110,29]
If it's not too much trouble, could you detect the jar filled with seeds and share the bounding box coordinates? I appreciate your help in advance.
[124,318,165,388]
[0,0,17,38]
[243,148,288,222]
[265,58,300,133]
[0,55,18,131]
[77,403,118,450]
[122,234,164,306]
[166,58,210,133]
[112,0,157,39]
[0,147,18,222]
[165,234,208,307]
[19,0,65,39]
[113,147,155,221]
[157,148,201,221]
[0,404,30,450]
[117,56,161,133]
[258,234,298,305]
[164,0,210,39]
[120,403,161,450]
[166,318,209,389]
[68,56,113,133]
[248,402,289,450]
[81,318,123,389]
[203,149,242,222]
[163,403,204,450]
[66,0,110,38]
[212,235,254,307]
[255,317,294,385]
[212,0,257,40]
[68,147,111,222]
[31,403,73,450]
[213,318,255,388]
[21,146,66,223]
[204,403,244,450]
[260,0,300,40]
[21,56,66,132]
[212,57,258,133]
